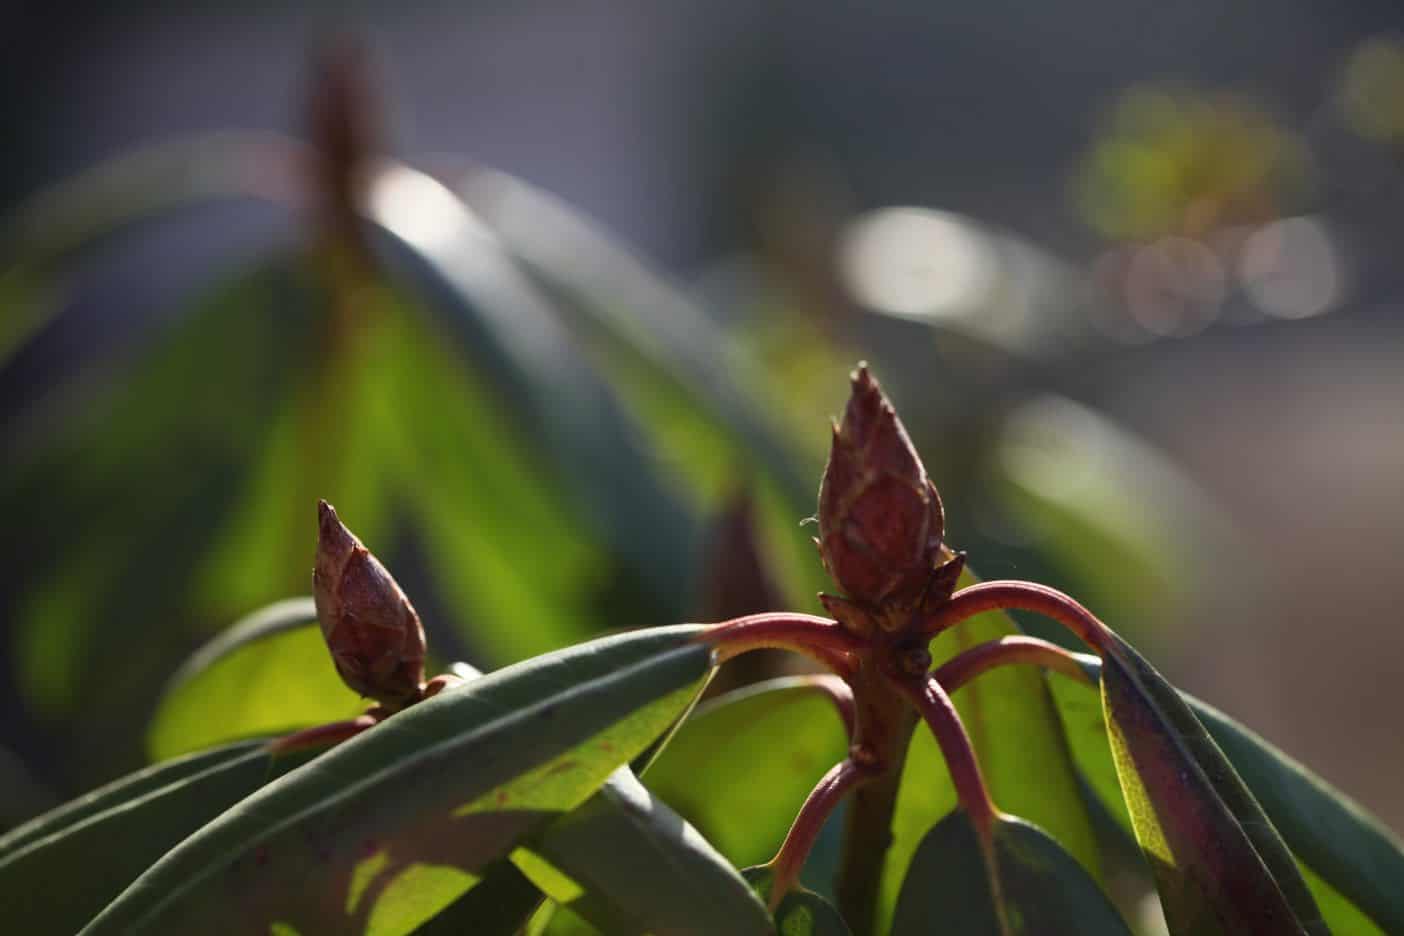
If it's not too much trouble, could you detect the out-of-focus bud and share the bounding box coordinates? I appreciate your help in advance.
[817,365,947,611]
[313,500,426,709]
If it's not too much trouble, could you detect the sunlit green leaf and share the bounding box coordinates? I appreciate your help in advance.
[892,810,1131,936]
[82,626,711,934]
[644,676,850,869]
[146,599,365,761]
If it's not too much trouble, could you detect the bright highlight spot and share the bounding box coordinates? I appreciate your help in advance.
[838,207,996,321]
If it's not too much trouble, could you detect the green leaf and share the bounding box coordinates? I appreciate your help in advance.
[82,626,712,935]
[745,866,853,936]
[1097,632,1325,934]
[0,740,320,935]
[892,810,1132,936]
[407,857,543,935]
[1056,653,1403,935]
[147,599,365,761]
[515,767,771,935]
[877,572,1098,935]
[366,163,696,623]
[643,676,850,869]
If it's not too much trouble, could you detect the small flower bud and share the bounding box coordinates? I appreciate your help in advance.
[313,500,426,709]
[817,365,946,608]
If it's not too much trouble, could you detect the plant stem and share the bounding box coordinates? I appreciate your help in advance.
[267,713,378,756]
[917,580,1115,655]
[703,612,862,676]
[889,673,999,834]
[768,758,871,910]
[933,636,1094,694]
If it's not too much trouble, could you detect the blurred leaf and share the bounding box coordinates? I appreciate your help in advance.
[0,132,298,368]
[892,810,1132,936]
[516,767,771,935]
[5,256,316,729]
[146,599,364,761]
[82,626,711,934]
[365,164,696,622]
[1054,653,1403,934]
[876,572,1098,935]
[0,740,321,935]
[1096,633,1324,934]
[0,744,55,834]
[644,676,850,869]
[744,865,853,936]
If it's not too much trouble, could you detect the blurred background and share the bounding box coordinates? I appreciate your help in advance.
[2,0,1402,870]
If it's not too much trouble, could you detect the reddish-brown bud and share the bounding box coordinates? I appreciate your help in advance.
[817,365,947,608]
[313,500,426,709]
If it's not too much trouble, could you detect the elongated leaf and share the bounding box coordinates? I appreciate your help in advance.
[1052,654,1403,934]
[147,599,365,761]
[1097,632,1324,934]
[0,740,321,935]
[644,677,850,869]
[892,810,1131,935]
[514,767,771,935]
[364,164,696,622]
[744,866,853,935]
[82,626,711,934]
[877,572,1098,934]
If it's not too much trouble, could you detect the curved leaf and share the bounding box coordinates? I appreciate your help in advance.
[643,676,850,869]
[892,810,1131,936]
[515,767,771,935]
[744,865,853,936]
[364,164,696,622]
[1055,653,1403,934]
[1097,632,1323,934]
[877,572,1098,934]
[147,599,364,760]
[82,626,712,934]
[408,857,543,935]
[0,740,321,935]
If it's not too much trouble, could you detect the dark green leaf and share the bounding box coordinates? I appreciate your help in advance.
[515,767,771,935]
[0,740,320,935]
[82,626,712,934]
[147,599,364,761]
[1097,632,1324,934]
[644,676,850,869]
[409,857,543,935]
[892,810,1131,936]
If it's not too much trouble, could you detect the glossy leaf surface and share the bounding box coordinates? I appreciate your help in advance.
[643,676,849,869]
[82,626,711,934]
[744,865,853,936]
[892,810,1131,936]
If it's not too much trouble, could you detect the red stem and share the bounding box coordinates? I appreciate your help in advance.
[267,713,378,756]
[703,612,862,677]
[889,673,998,834]
[768,758,871,910]
[918,580,1115,654]
[933,636,1094,694]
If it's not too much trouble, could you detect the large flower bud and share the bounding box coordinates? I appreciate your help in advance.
[313,500,426,708]
[817,366,946,608]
